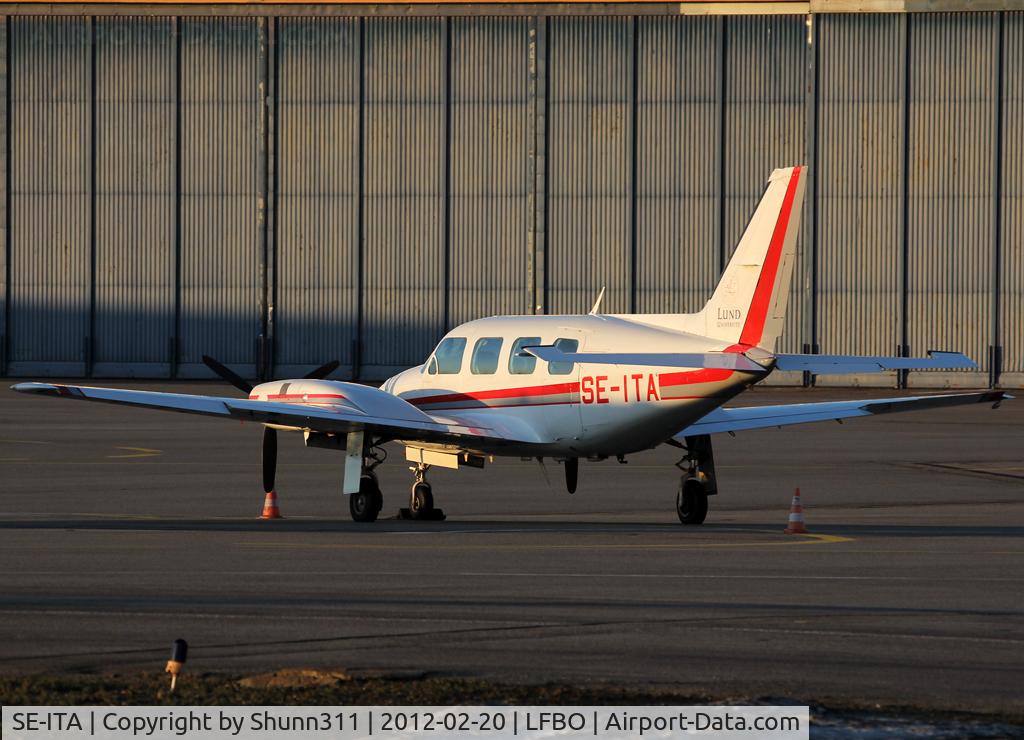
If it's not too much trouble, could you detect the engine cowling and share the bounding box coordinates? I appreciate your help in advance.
[248,378,435,423]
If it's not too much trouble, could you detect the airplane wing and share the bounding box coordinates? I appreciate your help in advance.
[9,382,541,447]
[675,390,1009,438]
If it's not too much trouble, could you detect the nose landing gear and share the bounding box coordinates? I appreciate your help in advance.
[400,463,446,521]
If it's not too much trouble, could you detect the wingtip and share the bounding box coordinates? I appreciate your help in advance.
[925,350,978,370]
[10,382,83,398]
[11,382,51,394]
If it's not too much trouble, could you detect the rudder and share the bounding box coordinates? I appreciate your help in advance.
[700,166,806,352]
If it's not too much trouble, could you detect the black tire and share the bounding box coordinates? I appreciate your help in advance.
[409,482,434,520]
[676,477,709,525]
[350,475,383,523]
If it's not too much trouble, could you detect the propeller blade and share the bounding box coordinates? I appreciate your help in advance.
[202,355,253,394]
[304,360,341,380]
[565,457,578,495]
[262,427,277,493]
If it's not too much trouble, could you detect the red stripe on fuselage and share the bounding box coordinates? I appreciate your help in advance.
[407,381,580,407]
[658,368,733,387]
[420,400,575,411]
[738,166,801,348]
[410,370,732,409]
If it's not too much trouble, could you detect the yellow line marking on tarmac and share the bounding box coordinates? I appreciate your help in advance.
[106,447,162,459]
[0,458,31,462]
[0,439,51,445]
[235,531,855,552]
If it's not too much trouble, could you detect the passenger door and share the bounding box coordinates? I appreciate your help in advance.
[536,331,584,445]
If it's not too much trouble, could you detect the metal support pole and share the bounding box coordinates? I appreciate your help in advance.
[629,15,639,315]
[802,12,819,387]
[172,16,182,378]
[716,15,727,276]
[1,17,10,377]
[527,15,547,315]
[354,17,366,380]
[898,14,911,389]
[256,17,271,381]
[443,16,452,332]
[991,11,1004,388]
[87,16,96,377]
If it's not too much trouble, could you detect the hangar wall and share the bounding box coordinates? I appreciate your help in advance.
[0,11,1020,386]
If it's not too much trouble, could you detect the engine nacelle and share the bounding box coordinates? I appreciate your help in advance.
[249,378,435,423]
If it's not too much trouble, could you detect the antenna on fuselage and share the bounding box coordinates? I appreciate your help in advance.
[589,286,606,315]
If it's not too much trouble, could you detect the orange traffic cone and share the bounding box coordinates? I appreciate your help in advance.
[784,488,808,534]
[260,490,282,519]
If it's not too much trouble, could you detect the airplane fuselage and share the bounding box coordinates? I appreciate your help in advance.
[378,314,769,457]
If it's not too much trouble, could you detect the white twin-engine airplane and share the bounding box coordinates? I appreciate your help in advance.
[13,167,1009,524]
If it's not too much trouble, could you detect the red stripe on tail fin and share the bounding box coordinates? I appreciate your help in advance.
[738,166,801,348]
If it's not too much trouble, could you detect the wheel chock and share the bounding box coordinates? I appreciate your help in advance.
[398,508,447,521]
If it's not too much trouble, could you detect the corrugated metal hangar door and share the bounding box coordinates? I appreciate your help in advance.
[0,12,1021,387]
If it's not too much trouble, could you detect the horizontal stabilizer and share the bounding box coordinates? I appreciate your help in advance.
[522,346,767,373]
[773,351,976,374]
[675,390,1008,438]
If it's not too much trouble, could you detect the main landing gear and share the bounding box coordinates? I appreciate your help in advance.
[349,472,384,523]
[349,443,386,523]
[674,434,717,526]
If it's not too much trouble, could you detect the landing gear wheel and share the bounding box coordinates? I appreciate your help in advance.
[409,482,434,520]
[350,475,383,523]
[676,477,709,525]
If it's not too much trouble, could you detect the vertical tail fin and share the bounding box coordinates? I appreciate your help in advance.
[701,166,806,352]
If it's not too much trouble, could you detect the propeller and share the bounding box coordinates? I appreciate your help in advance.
[565,457,578,495]
[262,426,277,493]
[201,355,253,395]
[203,355,273,492]
[202,353,338,497]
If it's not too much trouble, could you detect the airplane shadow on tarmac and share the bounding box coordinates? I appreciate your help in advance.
[0,517,1022,538]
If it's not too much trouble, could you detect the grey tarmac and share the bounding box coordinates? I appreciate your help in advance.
[0,382,1022,715]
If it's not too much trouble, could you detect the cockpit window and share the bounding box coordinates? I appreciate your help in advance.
[432,337,467,374]
[471,337,503,375]
[547,337,579,375]
[509,337,541,375]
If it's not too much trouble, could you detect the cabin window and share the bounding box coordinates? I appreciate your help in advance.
[548,337,579,375]
[471,337,503,375]
[509,336,541,375]
[433,337,467,374]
